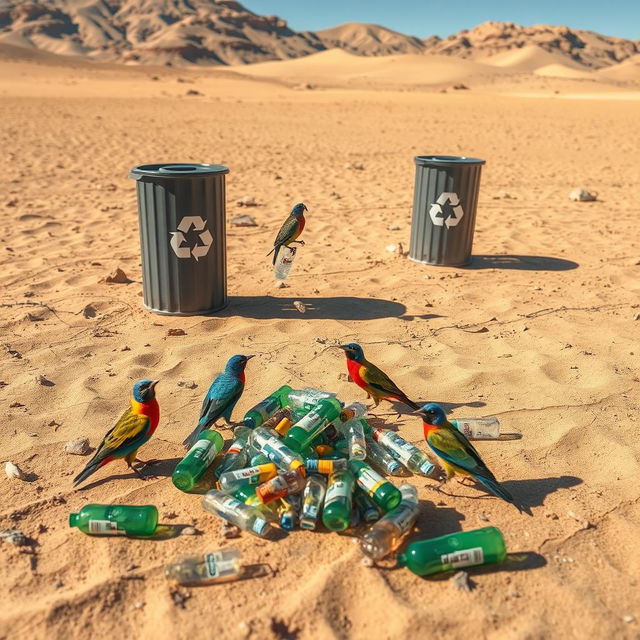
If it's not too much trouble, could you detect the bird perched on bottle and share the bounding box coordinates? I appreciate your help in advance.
[414,403,526,513]
[337,342,419,410]
[73,379,160,487]
[183,354,254,449]
[267,202,308,265]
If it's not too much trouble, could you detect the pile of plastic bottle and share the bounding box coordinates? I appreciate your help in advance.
[69,385,507,586]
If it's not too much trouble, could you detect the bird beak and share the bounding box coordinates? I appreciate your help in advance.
[336,345,348,350]
[410,409,424,415]
[150,380,159,390]
[245,355,255,360]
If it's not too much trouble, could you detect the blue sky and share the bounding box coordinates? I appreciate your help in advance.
[241,1,640,40]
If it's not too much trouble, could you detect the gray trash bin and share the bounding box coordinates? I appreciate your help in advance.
[409,155,485,267]
[129,163,229,315]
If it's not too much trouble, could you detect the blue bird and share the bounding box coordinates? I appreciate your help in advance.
[182,355,253,449]
[414,403,526,513]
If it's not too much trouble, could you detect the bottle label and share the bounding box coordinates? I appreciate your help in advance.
[88,519,124,535]
[380,432,415,464]
[187,439,217,467]
[204,552,223,578]
[441,547,484,569]
[325,479,348,505]
[230,465,261,480]
[293,410,326,434]
[455,421,474,438]
[303,504,318,519]
[357,467,385,497]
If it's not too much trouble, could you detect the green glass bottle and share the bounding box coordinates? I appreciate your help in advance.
[172,429,224,492]
[283,398,342,453]
[69,504,158,537]
[348,460,401,512]
[243,385,293,429]
[397,527,507,576]
[322,469,355,532]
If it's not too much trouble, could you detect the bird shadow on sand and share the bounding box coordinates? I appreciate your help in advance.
[466,255,579,271]
[218,295,444,322]
[76,457,181,491]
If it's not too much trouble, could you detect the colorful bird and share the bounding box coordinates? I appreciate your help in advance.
[337,342,419,410]
[267,202,307,265]
[73,379,160,487]
[414,403,524,512]
[182,354,254,448]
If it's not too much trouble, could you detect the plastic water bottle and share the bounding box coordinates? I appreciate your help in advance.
[202,489,275,539]
[305,459,348,474]
[300,474,327,530]
[243,385,293,429]
[172,429,225,492]
[349,460,402,512]
[287,388,338,412]
[69,504,158,537]
[283,398,343,453]
[165,548,242,585]
[256,469,306,504]
[218,463,278,493]
[339,416,367,461]
[274,246,297,280]
[215,426,252,478]
[365,435,406,476]
[452,418,501,440]
[249,426,306,473]
[372,429,436,477]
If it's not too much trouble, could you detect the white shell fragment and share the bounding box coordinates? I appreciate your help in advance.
[5,461,25,480]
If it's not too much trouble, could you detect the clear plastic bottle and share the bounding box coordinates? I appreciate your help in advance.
[284,398,343,453]
[256,469,306,504]
[339,402,368,422]
[274,246,297,280]
[165,547,242,585]
[365,436,406,476]
[451,418,501,440]
[339,417,367,461]
[233,485,279,521]
[215,426,252,479]
[349,460,402,512]
[218,463,278,493]
[322,470,355,532]
[243,386,293,429]
[372,429,436,477]
[359,484,419,560]
[300,474,327,530]
[172,429,225,492]
[202,489,274,539]
[287,388,338,412]
[396,527,507,576]
[279,497,298,531]
[249,426,306,473]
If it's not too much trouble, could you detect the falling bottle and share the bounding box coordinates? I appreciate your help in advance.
[274,246,297,280]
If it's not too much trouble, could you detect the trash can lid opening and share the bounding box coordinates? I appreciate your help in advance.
[415,155,485,167]
[129,163,230,179]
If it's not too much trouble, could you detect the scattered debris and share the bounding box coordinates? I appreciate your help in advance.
[64,438,91,456]
[170,587,192,608]
[360,555,374,567]
[569,188,597,202]
[104,268,131,284]
[623,615,636,624]
[177,380,198,390]
[633,313,640,321]
[452,83,469,90]
[507,586,521,598]
[292,300,307,314]
[385,244,398,253]
[164,511,178,520]
[10,401,24,408]
[230,214,258,227]
[451,571,472,591]
[479,512,490,522]
[167,328,186,337]
[5,462,26,480]
[82,304,97,319]
[133,601,146,610]
[8,348,22,359]
[23,291,34,298]
[53,580,64,589]
[26,312,44,322]
[0,530,29,546]
[567,510,592,530]
[237,196,258,207]
[276,281,289,289]
[493,191,515,200]
[344,162,365,171]
[293,82,314,90]
[185,89,202,96]
[36,374,55,387]
[221,521,241,539]
[337,373,350,382]
[180,526,201,536]
[6,198,18,207]
[150,75,159,81]
[387,224,401,231]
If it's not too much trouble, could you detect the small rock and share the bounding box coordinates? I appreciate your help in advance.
[387,224,401,231]
[82,304,97,319]
[360,555,374,567]
[167,328,186,336]
[133,601,145,610]
[5,462,26,480]
[104,268,130,284]
[633,313,640,321]
[170,587,192,608]
[10,401,24,408]
[493,190,514,199]
[26,312,44,322]
[569,188,597,202]
[6,198,18,207]
[337,373,350,382]
[231,214,258,227]
[344,162,365,171]
[293,300,307,314]
[451,571,472,592]
[479,512,490,522]
[180,526,200,536]
[237,196,258,207]
[507,586,520,598]
[293,82,314,90]
[452,83,469,90]
[221,521,241,539]
[177,380,198,390]
[623,615,635,624]
[53,580,64,589]
[0,530,29,546]
[276,281,289,289]
[544,511,559,520]
[185,89,202,96]
[36,374,55,387]
[64,438,91,456]
[8,349,22,359]
[164,511,178,520]
[385,244,398,253]
[567,510,592,530]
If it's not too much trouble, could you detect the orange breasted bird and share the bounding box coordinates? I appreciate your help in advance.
[267,202,307,265]
[415,403,524,513]
[182,354,254,448]
[337,342,419,410]
[73,379,160,487]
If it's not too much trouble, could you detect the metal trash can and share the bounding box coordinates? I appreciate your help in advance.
[129,163,229,315]
[409,155,485,267]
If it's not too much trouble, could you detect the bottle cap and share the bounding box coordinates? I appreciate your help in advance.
[69,513,78,527]
[291,460,306,476]
[253,518,270,537]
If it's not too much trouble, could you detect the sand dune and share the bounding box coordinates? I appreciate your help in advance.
[1,53,640,640]
[597,53,640,81]
[482,44,584,72]
[533,63,594,79]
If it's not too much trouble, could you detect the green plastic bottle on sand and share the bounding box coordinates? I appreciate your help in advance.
[69,504,158,537]
[349,460,402,512]
[397,527,507,576]
[322,469,355,532]
[172,429,224,492]
[284,398,342,453]
[243,385,292,429]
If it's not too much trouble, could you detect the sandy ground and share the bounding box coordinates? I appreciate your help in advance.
[1,52,639,640]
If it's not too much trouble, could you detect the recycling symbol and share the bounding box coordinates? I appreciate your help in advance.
[429,192,464,228]
[169,216,213,261]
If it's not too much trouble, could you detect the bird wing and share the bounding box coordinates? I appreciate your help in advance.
[198,374,243,425]
[427,426,496,480]
[360,361,409,399]
[273,215,299,247]
[89,408,151,463]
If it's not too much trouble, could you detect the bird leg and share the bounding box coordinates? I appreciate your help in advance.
[128,461,156,481]
[290,240,305,246]
[134,457,160,467]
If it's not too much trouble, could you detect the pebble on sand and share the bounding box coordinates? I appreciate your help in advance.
[451,571,472,592]
[0,530,30,546]
[5,461,26,480]
[569,188,597,202]
[64,438,91,455]
[231,214,258,227]
[167,328,186,336]
[104,268,131,284]
[237,196,258,207]
[177,380,198,389]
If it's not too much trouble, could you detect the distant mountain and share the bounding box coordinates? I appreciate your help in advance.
[315,22,425,56]
[0,1,638,69]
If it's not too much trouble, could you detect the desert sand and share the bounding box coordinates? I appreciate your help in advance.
[1,46,640,640]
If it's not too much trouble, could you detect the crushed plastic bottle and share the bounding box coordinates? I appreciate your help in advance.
[365,435,406,476]
[349,460,402,512]
[249,426,306,473]
[165,547,242,585]
[451,418,501,440]
[284,398,342,453]
[274,246,297,280]
[288,388,338,412]
[243,386,292,429]
[322,470,355,532]
[218,463,278,493]
[172,429,224,492]
[300,474,327,530]
[359,484,419,560]
[202,489,274,539]
[69,504,158,537]
[397,527,507,576]
[372,429,436,477]
[256,469,306,504]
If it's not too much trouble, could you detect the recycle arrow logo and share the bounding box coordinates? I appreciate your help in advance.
[169,216,213,261]
[429,192,464,228]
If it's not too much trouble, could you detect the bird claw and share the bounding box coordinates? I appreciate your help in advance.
[135,458,159,467]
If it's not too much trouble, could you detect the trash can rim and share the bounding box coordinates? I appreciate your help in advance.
[129,163,230,179]
[414,155,485,167]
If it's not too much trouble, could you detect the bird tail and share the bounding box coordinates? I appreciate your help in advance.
[475,473,528,514]
[72,459,102,487]
[182,418,209,450]
[271,245,281,265]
